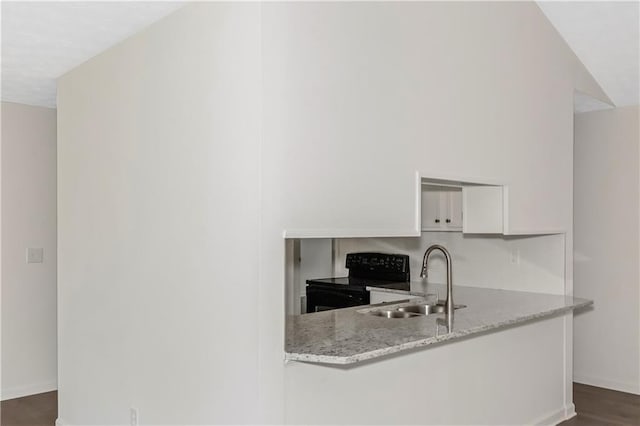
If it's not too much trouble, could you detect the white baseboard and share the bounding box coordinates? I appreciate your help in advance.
[531,403,576,426]
[1,381,57,401]
[49,405,577,426]
[574,373,640,395]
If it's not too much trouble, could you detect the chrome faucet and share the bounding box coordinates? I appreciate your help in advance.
[420,244,454,317]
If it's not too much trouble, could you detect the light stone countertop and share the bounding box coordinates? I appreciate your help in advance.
[285,284,592,365]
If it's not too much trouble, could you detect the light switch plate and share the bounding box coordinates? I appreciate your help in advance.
[27,248,44,263]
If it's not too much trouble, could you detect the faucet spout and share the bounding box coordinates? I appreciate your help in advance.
[420,244,454,316]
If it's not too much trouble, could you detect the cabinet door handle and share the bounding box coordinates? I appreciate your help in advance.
[435,219,440,223]
[446,219,451,223]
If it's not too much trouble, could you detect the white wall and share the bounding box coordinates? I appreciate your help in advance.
[57,4,261,424]
[57,2,604,424]
[334,232,565,295]
[1,102,57,400]
[574,105,640,394]
[296,239,333,314]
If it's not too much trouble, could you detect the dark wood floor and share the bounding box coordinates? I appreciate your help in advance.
[560,383,640,426]
[0,384,637,425]
[1,391,57,426]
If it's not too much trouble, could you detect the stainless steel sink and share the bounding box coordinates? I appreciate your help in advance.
[368,310,422,319]
[398,304,445,315]
[398,303,466,315]
[365,302,466,319]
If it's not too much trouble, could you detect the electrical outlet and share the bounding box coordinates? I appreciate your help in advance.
[130,408,138,426]
[26,248,44,264]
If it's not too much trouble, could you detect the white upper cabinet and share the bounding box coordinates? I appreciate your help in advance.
[421,185,463,231]
[462,186,504,234]
[421,179,504,234]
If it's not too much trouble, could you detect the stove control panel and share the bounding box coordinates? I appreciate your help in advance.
[346,252,410,282]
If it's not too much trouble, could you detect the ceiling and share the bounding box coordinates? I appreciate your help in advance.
[1,1,638,111]
[1,1,185,108]
[537,1,640,111]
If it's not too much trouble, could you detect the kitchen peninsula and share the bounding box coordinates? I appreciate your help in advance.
[286,285,591,364]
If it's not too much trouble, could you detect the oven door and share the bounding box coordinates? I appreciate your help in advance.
[306,285,370,313]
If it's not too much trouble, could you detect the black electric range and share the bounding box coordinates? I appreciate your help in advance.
[305,252,410,313]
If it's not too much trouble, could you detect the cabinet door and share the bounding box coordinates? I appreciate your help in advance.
[461,186,503,233]
[421,186,444,230]
[421,184,462,231]
[446,188,463,229]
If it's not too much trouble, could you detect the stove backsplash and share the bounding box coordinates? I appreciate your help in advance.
[332,232,565,295]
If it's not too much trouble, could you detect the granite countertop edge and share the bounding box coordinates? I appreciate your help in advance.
[285,286,593,365]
